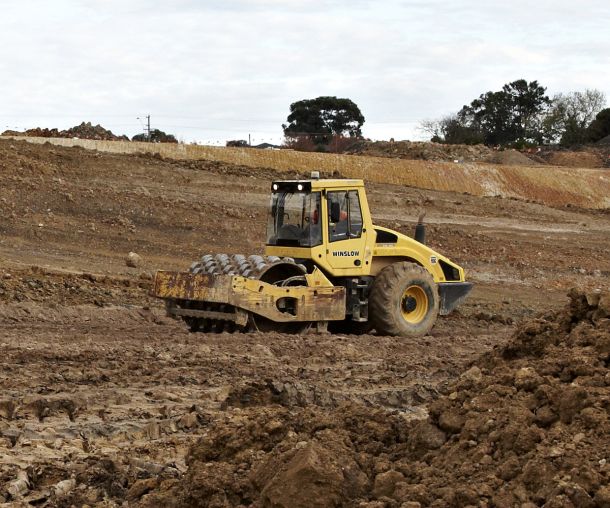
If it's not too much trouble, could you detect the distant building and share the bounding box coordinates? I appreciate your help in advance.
[253,142,281,150]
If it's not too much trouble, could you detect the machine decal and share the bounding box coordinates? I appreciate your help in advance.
[332,250,360,257]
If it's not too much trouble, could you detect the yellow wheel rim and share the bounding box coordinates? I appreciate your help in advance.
[400,285,428,324]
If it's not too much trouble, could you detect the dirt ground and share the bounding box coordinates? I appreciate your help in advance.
[0,139,608,506]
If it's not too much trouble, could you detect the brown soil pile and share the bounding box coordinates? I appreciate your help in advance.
[0,267,150,306]
[346,139,610,169]
[484,149,538,166]
[2,122,128,141]
[125,290,609,507]
[347,140,494,163]
[394,288,610,507]
[546,151,605,169]
[530,146,610,169]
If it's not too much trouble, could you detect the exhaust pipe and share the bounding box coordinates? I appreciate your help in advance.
[414,212,426,244]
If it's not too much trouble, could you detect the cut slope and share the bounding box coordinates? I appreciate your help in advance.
[3,136,610,209]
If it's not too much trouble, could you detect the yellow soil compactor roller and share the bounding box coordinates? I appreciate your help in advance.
[152,175,472,336]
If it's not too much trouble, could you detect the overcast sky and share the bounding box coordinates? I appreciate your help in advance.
[1,0,609,144]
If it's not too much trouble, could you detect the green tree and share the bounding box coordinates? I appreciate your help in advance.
[132,129,177,143]
[458,79,550,145]
[226,139,249,147]
[419,115,483,145]
[586,108,610,143]
[443,116,484,145]
[543,89,606,146]
[282,96,365,146]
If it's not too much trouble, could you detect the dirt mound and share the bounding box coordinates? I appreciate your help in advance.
[484,149,539,166]
[133,405,409,507]
[123,290,609,507]
[348,139,610,170]
[597,135,610,146]
[546,150,604,168]
[393,288,610,506]
[2,122,129,141]
[347,140,494,163]
[523,145,610,169]
[0,267,151,307]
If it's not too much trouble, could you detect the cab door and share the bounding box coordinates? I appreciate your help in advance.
[325,189,369,273]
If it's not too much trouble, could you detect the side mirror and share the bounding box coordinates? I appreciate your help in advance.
[330,201,341,223]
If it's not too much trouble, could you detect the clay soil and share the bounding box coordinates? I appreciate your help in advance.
[0,139,608,506]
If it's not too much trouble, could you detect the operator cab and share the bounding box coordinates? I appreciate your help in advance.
[266,179,366,249]
[266,181,323,248]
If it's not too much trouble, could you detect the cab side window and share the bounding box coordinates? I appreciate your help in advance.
[348,191,363,238]
[327,190,363,242]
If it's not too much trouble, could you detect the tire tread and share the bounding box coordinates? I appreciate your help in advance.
[369,261,439,336]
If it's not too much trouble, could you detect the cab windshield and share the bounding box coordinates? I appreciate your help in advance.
[266,191,322,247]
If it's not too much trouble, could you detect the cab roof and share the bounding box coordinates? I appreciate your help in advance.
[272,178,364,192]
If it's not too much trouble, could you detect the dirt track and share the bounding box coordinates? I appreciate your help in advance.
[0,139,608,506]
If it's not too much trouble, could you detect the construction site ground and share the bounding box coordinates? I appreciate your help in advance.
[0,139,608,506]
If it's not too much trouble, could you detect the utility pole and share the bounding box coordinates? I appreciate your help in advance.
[136,115,152,142]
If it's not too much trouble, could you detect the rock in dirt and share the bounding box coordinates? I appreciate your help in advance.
[7,470,30,499]
[458,365,482,387]
[408,421,447,455]
[126,478,159,501]
[52,478,76,498]
[373,470,405,498]
[126,251,142,268]
[514,366,543,391]
[594,486,610,507]
[257,436,368,508]
[177,412,199,430]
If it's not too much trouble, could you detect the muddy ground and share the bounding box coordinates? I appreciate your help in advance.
[0,139,608,506]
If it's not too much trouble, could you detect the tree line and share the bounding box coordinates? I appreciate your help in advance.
[420,80,609,147]
[279,84,609,152]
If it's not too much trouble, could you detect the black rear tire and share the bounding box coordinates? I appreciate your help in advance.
[369,262,439,337]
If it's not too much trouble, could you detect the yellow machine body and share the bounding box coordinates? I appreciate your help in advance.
[264,178,465,283]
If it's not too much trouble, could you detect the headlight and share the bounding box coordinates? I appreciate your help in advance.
[297,184,303,191]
